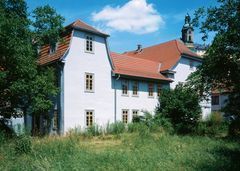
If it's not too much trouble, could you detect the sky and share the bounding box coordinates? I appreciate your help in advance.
[26,0,218,53]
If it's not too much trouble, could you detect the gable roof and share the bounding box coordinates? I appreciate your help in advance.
[68,19,109,37]
[38,19,108,65]
[124,39,201,71]
[110,52,172,82]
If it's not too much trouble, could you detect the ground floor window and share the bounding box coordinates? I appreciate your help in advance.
[212,95,219,105]
[122,110,128,123]
[132,110,139,121]
[86,110,94,126]
[53,109,58,130]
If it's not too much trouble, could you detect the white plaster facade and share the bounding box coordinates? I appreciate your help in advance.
[169,57,211,119]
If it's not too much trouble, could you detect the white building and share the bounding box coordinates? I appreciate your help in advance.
[25,18,211,134]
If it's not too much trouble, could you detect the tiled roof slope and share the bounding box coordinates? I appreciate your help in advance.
[125,39,201,71]
[38,30,72,65]
[110,52,172,81]
[38,19,108,65]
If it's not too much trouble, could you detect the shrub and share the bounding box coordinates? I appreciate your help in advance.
[106,122,125,135]
[0,130,6,144]
[228,117,240,137]
[14,135,32,154]
[156,84,201,134]
[194,112,228,136]
[86,124,102,137]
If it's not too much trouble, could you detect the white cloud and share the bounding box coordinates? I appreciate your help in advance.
[92,0,164,34]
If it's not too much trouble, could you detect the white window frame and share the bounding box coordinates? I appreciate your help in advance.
[84,73,94,93]
[85,34,95,53]
[122,80,129,96]
[85,110,94,127]
[148,83,154,98]
[122,109,129,124]
[132,81,139,97]
[132,109,139,121]
[157,83,162,97]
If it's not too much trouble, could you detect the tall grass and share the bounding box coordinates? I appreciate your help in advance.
[0,132,239,170]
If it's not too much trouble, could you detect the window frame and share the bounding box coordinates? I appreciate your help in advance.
[157,83,162,97]
[212,95,220,105]
[85,34,95,53]
[84,73,94,93]
[148,83,154,98]
[121,80,129,96]
[49,42,58,55]
[132,81,139,97]
[85,110,94,127]
[132,109,139,121]
[122,109,129,124]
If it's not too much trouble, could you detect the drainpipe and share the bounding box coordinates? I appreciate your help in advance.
[114,74,120,123]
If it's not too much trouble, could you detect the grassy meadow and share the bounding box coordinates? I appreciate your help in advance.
[0,131,240,171]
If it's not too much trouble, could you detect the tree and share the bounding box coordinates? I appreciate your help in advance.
[156,84,201,134]
[0,0,64,134]
[188,0,240,117]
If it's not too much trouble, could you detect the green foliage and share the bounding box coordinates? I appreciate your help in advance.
[0,133,240,170]
[194,112,228,136]
[106,122,126,135]
[190,0,240,117]
[229,118,240,137]
[32,5,65,47]
[156,84,201,134]
[0,0,64,133]
[14,135,32,154]
[85,124,103,137]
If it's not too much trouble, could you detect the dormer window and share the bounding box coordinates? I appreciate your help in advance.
[49,43,58,54]
[85,35,94,53]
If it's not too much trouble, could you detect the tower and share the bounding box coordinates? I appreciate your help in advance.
[181,13,194,48]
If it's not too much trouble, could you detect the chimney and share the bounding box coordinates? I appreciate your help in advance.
[136,44,142,53]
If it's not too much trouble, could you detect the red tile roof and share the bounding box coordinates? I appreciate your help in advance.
[38,30,72,65]
[125,39,201,71]
[110,52,172,81]
[38,19,108,65]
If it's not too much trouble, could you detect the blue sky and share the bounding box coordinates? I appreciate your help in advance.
[26,0,217,53]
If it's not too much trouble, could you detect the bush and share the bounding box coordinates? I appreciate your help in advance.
[0,130,6,144]
[194,112,228,136]
[85,124,102,137]
[14,135,32,154]
[156,84,201,134]
[229,117,240,137]
[106,122,126,135]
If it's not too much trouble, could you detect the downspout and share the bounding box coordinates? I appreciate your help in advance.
[59,62,64,135]
[114,74,120,123]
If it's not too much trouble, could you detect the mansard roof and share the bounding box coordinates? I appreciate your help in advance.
[124,39,201,71]
[110,52,172,82]
[38,19,108,65]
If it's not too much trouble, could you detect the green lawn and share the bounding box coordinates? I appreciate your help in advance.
[0,133,239,170]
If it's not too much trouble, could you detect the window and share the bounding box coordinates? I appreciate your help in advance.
[188,35,192,42]
[49,43,58,54]
[148,83,154,97]
[122,110,128,123]
[86,110,94,127]
[132,110,139,120]
[132,81,138,96]
[53,110,58,131]
[212,95,219,105]
[122,80,129,95]
[85,35,94,53]
[189,60,194,70]
[85,73,94,92]
[157,84,162,97]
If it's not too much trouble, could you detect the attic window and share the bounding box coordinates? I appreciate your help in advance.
[49,43,58,54]
[189,60,194,70]
[85,35,94,53]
